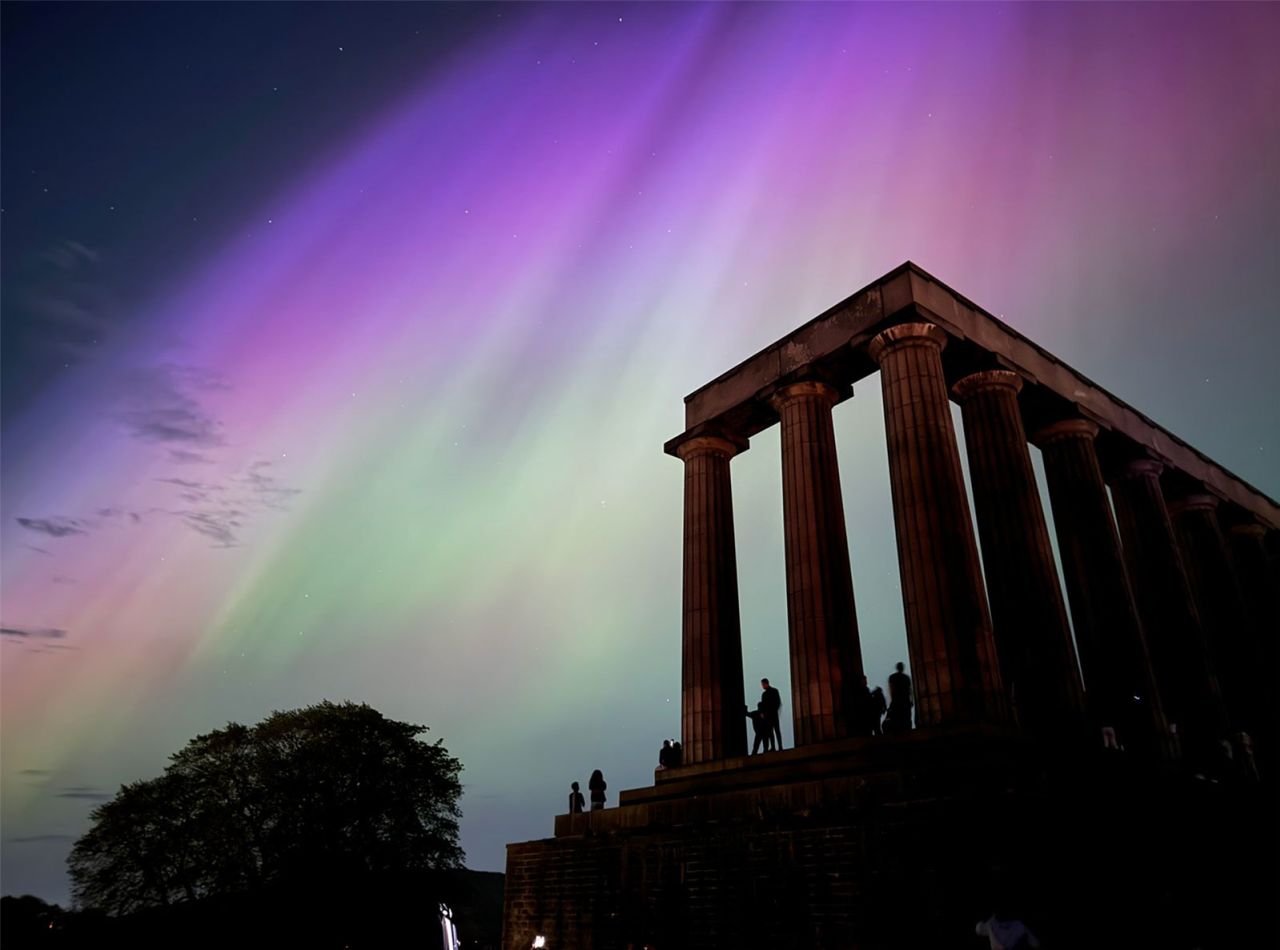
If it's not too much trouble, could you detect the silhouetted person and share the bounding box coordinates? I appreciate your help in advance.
[855,675,875,735]
[568,781,585,814]
[658,739,673,770]
[745,704,775,755]
[884,662,913,733]
[670,740,683,767]
[588,769,607,810]
[760,677,783,750]
[869,685,887,736]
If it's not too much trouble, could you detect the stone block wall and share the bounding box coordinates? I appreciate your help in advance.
[504,755,1275,950]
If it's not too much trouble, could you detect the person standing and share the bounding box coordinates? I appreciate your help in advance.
[855,675,875,735]
[884,662,914,733]
[588,769,607,810]
[760,678,783,751]
[745,703,775,755]
[870,685,887,736]
[568,781,586,814]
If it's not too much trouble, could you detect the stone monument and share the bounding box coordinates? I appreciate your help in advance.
[503,263,1278,949]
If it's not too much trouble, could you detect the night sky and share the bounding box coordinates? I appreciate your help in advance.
[3,2,1278,903]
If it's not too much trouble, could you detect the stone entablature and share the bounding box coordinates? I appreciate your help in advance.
[667,262,1277,529]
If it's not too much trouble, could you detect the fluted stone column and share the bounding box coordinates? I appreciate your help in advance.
[1109,459,1228,754]
[1228,522,1280,639]
[952,370,1085,738]
[1269,530,1280,587]
[1227,522,1279,767]
[1169,495,1259,735]
[768,381,864,745]
[1032,420,1168,756]
[867,324,1006,727]
[674,434,748,763]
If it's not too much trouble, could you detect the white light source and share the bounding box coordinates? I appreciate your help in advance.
[532,938,547,949]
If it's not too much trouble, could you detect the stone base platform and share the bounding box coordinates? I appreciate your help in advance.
[503,728,1276,949]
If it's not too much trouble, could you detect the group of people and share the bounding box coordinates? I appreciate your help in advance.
[654,678,786,764]
[567,769,608,813]
[858,661,914,735]
[745,677,784,754]
[746,665,915,752]
[573,665,914,816]
[656,739,683,769]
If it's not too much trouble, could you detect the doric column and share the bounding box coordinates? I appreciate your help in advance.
[867,324,1006,727]
[1228,523,1280,632]
[952,371,1085,738]
[1168,495,1259,735]
[1226,522,1279,766]
[768,380,864,745]
[1269,529,1280,587]
[674,433,748,763]
[1109,459,1228,754]
[1032,420,1168,756]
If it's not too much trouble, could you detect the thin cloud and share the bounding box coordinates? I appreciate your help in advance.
[55,786,110,802]
[15,240,115,361]
[16,509,139,540]
[115,364,226,447]
[16,516,86,538]
[7,834,76,844]
[1,626,68,640]
[40,240,99,271]
[157,478,206,489]
[2,626,78,656]
[175,509,242,547]
[242,461,302,510]
[168,449,215,465]
[95,507,143,524]
[157,459,301,547]
[156,477,227,504]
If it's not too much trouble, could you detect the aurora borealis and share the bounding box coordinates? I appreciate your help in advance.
[3,2,1278,902]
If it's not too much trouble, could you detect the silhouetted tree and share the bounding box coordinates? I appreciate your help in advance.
[68,701,462,914]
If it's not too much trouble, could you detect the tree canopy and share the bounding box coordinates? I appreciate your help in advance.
[68,701,463,914]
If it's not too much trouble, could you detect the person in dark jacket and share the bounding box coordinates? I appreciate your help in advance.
[670,741,683,767]
[884,662,914,733]
[568,781,586,814]
[855,675,875,735]
[745,703,775,755]
[869,685,887,736]
[658,739,673,769]
[588,769,607,810]
[760,678,783,750]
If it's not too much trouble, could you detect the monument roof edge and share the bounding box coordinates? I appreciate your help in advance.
[665,262,1278,524]
[679,261,914,407]
[904,269,1280,524]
